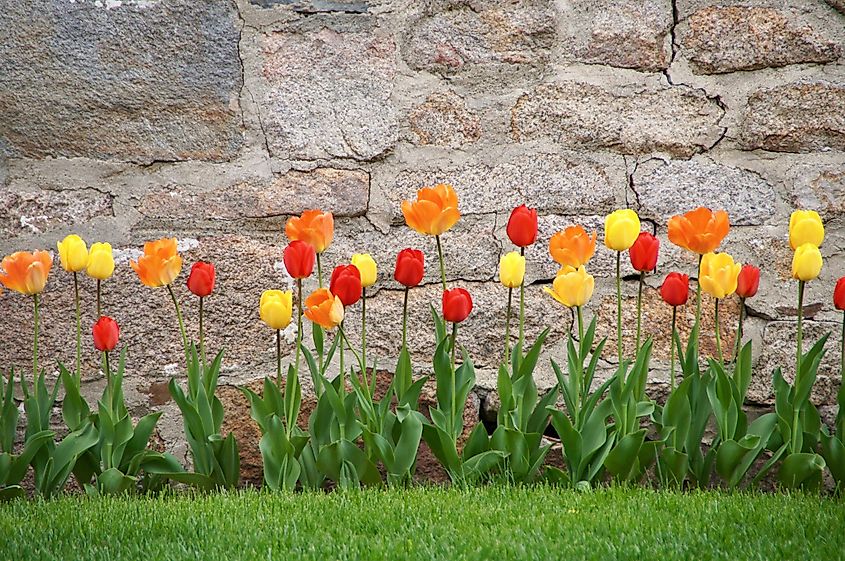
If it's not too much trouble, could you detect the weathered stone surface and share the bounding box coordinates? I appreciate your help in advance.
[0,0,243,163]
[511,82,725,158]
[634,159,777,226]
[828,0,845,16]
[787,164,845,219]
[558,0,673,72]
[138,168,369,226]
[408,91,482,147]
[739,81,845,153]
[249,0,369,12]
[682,6,841,74]
[402,0,556,75]
[259,26,397,161]
[0,188,113,239]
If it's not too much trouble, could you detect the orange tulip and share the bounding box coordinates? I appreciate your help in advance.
[668,207,730,255]
[304,288,344,330]
[0,251,52,295]
[549,226,597,268]
[130,238,182,287]
[285,210,334,254]
[401,184,460,236]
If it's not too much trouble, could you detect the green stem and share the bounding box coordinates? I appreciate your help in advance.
[504,287,513,366]
[714,299,724,364]
[518,247,525,351]
[316,253,324,288]
[167,284,189,361]
[362,287,368,389]
[338,326,369,400]
[339,320,345,386]
[694,254,703,347]
[401,287,409,349]
[32,293,40,382]
[796,280,805,379]
[450,321,458,436]
[97,279,102,317]
[577,306,584,343]
[73,272,81,381]
[635,271,644,352]
[276,329,282,388]
[104,351,111,388]
[199,296,207,372]
[435,235,447,291]
[616,251,623,364]
[841,310,844,390]
[734,297,745,363]
[670,307,677,391]
[295,278,303,380]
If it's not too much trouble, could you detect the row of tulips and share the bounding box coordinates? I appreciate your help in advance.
[0,184,844,497]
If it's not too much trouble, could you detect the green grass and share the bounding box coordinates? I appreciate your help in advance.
[1,486,843,560]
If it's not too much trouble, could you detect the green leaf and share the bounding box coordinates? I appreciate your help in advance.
[778,452,825,490]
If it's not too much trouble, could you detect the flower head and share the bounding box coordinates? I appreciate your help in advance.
[442,288,473,323]
[130,238,182,287]
[260,290,293,330]
[57,235,88,273]
[789,210,824,250]
[506,205,538,247]
[544,266,594,308]
[736,265,760,299]
[187,261,216,298]
[86,243,115,281]
[394,249,424,288]
[401,184,460,236]
[283,240,315,280]
[604,209,641,251]
[549,226,597,268]
[834,277,845,311]
[92,316,120,352]
[499,251,525,289]
[668,207,729,255]
[304,288,344,330]
[285,210,334,254]
[0,251,52,295]
[330,265,362,307]
[660,272,689,307]
[351,253,377,288]
[792,243,822,282]
[699,252,741,299]
[629,232,659,273]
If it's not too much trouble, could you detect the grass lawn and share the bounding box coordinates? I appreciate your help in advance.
[1,486,843,560]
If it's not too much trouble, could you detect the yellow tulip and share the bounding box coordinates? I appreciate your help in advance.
[604,209,641,251]
[499,251,525,289]
[86,242,115,281]
[544,266,594,308]
[351,253,378,288]
[792,243,823,282]
[699,252,741,299]
[57,234,88,273]
[789,210,824,250]
[260,290,293,330]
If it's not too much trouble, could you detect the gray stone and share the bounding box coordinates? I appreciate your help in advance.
[258,26,397,161]
[634,159,778,226]
[0,188,113,239]
[0,0,243,163]
[681,6,841,74]
[408,91,482,147]
[558,0,673,72]
[787,164,845,220]
[739,81,845,153]
[511,82,725,158]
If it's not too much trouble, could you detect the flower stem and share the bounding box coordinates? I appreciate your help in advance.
[401,287,409,349]
[338,325,369,400]
[436,235,447,291]
[97,279,102,317]
[276,329,282,387]
[199,296,207,372]
[167,284,189,361]
[32,294,40,382]
[450,321,458,436]
[361,287,368,388]
[694,254,703,347]
[316,253,323,288]
[616,251,623,364]
[518,247,525,351]
[339,320,345,385]
[670,306,677,391]
[714,299,724,364]
[295,278,303,382]
[73,272,81,381]
[504,287,513,366]
[577,305,584,343]
[841,310,844,390]
[796,280,805,378]
[104,350,111,387]
[635,271,644,352]
[734,297,745,362]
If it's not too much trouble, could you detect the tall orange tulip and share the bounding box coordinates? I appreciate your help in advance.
[304,288,344,330]
[130,238,182,288]
[667,207,730,254]
[401,184,460,236]
[285,210,334,254]
[549,226,597,268]
[0,251,52,295]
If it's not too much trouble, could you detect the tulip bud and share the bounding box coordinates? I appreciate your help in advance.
[792,243,822,282]
[736,264,760,299]
[57,234,89,273]
[330,265,362,307]
[499,251,525,289]
[86,242,115,281]
[544,266,594,308]
[834,277,845,311]
[92,316,120,352]
[394,248,424,288]
[660,272,689,307]
[699,252,741,299]
[260,290,293,330]
[351,253,378,288]
[629,232,659,273]
[187,261,215,297]
[442,288,473,323]
[789,210,824,250]
[283,240,315,280]
[604,209,641,251]
[506,205,538,247]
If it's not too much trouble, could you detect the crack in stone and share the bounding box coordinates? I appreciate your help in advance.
[234,1,273,161]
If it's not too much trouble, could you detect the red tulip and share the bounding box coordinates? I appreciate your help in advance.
[186,261,215,297]
[629,232,659,273]
[442,288,473,323]
[283,240,316,280]
[506,205,538,248]
[736,264,760,299]
[835,277,845,311]
[660,272,689,307]
[92,316,120,352]
[330,265,362,307]
[394,248,425,288]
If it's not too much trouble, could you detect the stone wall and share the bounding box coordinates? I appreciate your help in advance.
[0,0,844,477]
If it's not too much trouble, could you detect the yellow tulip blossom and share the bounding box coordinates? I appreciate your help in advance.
[604,209,641,251]
[260,290,293,330]
[499,251,526,289]
[789,210,824,250]
[544,266,594,308]
[792,243,823,282]
[57,234,89,273]
[699,252,741,299]
[351,253,378,288]
[86,242,115,281]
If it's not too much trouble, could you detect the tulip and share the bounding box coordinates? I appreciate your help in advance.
[57,234,88,273]
[304,288,344,330]
[260,290,293,331]
[187,261,215,298]
[499,251,525,289]
[668,207,730,255]
[699,252,741,362]
[330,265,362,307]
[286,210,334,288]
[401,183,460,237]
[792,243,822,282]
[604,209,641,251]
[92,316,120,353]
[629,232,659,273]
[549,226,597,268]
[544,266,595,310]
[86,242,115,281]
[789,210,824,250]
[734,264,760,361]
[0,250,52,295]
[506,205,538,248]
[835,277,845,312]
[283,240,315,280]
[351,253,377,288]
[394,248,424,288]
[130,238,182,288]
[442,288,473,323]
[660,272,689,390]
